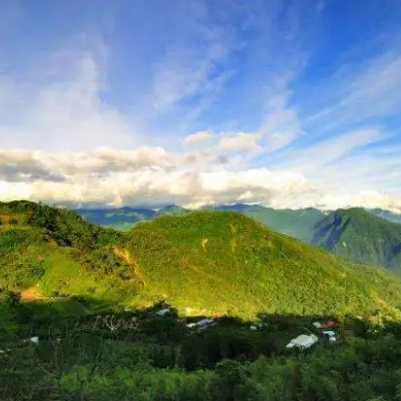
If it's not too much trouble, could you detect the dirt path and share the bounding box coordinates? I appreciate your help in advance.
[113,247,146,286]
[21,286,46,301]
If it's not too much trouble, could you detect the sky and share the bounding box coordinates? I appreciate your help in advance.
[1,0,401,211]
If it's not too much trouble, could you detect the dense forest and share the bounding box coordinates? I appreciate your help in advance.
[2,201,401,400]
[3,296,401,400]
[313,208,401,274]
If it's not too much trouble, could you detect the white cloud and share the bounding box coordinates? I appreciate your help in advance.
[184,131,214,145]
[218,132,262,153]
[317,191,401,214]
[0,145,400,212]
[0,151,315,208]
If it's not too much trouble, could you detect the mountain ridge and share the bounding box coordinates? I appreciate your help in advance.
[312,207,401,273]
[2,201,401,320]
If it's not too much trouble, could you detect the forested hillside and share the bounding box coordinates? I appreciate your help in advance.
[209,204,326,242]
[2,201,401,319]
[312,208,401,274]
[2,201,401,400]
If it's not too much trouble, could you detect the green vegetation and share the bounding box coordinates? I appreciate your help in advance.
[125,210,401,319]
[2,201,401,319]
[208,204,326,242]
[2,201,401,400]
[312,208,401,274]
[3,297,401,401]
[0,201,137,307]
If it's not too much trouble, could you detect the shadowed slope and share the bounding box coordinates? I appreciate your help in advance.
[312,208,401,273]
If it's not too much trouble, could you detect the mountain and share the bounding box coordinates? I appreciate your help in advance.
[77,206,157,230]
[5,201,401,400]
[155,204,190,216]
[312,208,401,273]
[77,205,190,230]
[207,204,326,242]
[0,200,138,309]
[368,208,401,224]
[2,201,401,320]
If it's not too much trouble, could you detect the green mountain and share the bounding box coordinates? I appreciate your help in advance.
[4,201,401,400]
[312,208,401,273]
[208,204,326,242]
[155,204,190,216]
[2,201,401,320]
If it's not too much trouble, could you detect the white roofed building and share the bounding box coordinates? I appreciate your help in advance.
[286,334,318,350]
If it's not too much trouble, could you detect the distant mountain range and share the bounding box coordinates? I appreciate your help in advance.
[77,204,401,232]
[77,204,188,230]
[368,208,401,224]
[76,203,401,273]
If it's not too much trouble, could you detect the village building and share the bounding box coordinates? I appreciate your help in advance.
[156,308,171,316]
[286,334,318,350]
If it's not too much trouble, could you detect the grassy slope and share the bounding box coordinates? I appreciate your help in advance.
[0,202,139,308]
[127,211,401,319]
[312,208,401,273]
[2,201,401,320]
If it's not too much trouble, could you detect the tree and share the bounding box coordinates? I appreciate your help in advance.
[209,360,245,401]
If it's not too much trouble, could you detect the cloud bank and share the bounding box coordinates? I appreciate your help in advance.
[1,0,401,212]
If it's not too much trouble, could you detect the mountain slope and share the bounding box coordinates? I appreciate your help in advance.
[312,208,401,273]
[208,204,326,242]
[0,201,139,306]
[2,201,401,319]
[126,211,401,318]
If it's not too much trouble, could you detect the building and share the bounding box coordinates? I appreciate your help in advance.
[156,308,171,316]
[286,334,318,350]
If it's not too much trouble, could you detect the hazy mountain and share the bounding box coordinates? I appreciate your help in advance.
[312,208,401,274]
[368,208,401,224]
[206,204,327,242]
[77,205,190,230]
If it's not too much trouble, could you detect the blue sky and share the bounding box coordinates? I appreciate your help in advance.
[1,0,401,210]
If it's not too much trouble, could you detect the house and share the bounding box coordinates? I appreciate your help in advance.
[186,318,215,329]
[320,320,338,329]
[156,308,171,316]
[30,336,39,345]
[197,318,215,327]
[323,330,336,337]
[286,334,318,350]
[312,322,322,329]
